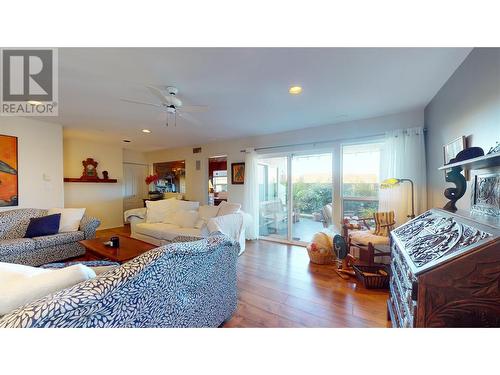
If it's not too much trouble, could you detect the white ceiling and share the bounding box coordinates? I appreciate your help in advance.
[48,48,471,151]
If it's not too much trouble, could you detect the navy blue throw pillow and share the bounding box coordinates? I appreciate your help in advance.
[24,213,61,238]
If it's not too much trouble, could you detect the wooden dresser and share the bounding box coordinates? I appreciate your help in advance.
[388,209,500,327]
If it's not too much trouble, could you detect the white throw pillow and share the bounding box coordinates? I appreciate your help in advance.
[176,200,200,212]
[195,205,220,229]
[146,198,177,223]
[217,201,241,216]
[198,205,220,219]
[0,262,96,316]
[167,210,199,228]
[47,208,86,232]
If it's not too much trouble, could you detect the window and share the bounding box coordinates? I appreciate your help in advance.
[213,170,227,192]
[342,142,383,219]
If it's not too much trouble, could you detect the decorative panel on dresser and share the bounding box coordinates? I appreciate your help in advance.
[387,208,500,328]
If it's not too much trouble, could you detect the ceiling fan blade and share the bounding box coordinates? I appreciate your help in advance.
[180,105,209,113]
[121,98,163,108]
[146,85,170,104]
[178,111,202,126]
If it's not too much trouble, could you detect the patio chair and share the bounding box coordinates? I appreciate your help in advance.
[321,203,333,228]
[259,199,287,235]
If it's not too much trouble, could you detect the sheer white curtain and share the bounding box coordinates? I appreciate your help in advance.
[242,148,259,239]
[379,127,427,225]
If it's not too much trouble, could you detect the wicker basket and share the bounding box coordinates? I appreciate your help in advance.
[353,265,390,289]
[307,232,337,265]
[307,247,335,265]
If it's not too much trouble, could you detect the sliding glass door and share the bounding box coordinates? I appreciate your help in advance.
[291,153,333,242]
[258,152,333,244]
[258,156,288,240]
[256,140,384,245]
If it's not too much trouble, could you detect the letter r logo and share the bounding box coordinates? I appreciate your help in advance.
[2,49,53,101]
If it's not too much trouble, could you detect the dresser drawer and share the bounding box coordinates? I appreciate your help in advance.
[391,242,416,285]
[389,278,413,328]
[389,242,418,328]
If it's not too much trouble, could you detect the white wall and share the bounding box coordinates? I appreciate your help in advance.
[63,137,124,229]
[123,148,149,165]
[146,109,424,229]
[425,48,500,210]
[0,117,64,211]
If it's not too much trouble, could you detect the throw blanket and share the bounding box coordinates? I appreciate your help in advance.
[207,214,243,249]
[124,207,146,222]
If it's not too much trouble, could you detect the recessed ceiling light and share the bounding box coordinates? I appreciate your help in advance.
[27,100,43,105]
[289,86,303,95]
[123,140,131,143]
[142,129,151,133]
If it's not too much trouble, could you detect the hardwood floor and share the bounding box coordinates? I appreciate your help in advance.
[96,226,390,328]
[224,240,390,327]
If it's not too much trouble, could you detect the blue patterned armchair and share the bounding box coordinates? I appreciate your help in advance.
[0,208,100,266]
[0,233,239,328]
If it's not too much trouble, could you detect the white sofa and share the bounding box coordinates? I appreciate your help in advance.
[124,200,246,253]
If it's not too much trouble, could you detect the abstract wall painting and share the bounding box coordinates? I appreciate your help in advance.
[0,135,18,207]
[231,162,245,184]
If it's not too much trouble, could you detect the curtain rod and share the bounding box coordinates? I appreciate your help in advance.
[240,128,426,153]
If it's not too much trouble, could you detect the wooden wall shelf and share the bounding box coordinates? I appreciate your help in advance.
[438,153,500,171]
[64,178,117,183]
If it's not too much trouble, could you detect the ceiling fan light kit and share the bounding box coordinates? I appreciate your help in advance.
[121,85,208,129]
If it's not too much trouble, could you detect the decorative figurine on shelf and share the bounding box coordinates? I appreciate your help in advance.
[81,158,100,180]
[443,166,466,211]
[487,142,500,155]
[442,147,486,211]
[64,158,117,183]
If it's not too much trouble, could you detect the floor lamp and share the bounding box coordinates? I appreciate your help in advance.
[380,178,415,219]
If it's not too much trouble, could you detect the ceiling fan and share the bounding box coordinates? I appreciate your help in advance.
[121,86,208,127]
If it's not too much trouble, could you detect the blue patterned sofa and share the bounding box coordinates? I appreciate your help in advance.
[0,209,100,266]
[0,233,239,328]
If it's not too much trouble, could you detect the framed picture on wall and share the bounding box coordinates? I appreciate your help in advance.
[0,134,19,207]
[231,162,245,184]
[443,136,466,177]
[470,173,500,218]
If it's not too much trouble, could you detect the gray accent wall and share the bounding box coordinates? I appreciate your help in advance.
[425,48,500,210]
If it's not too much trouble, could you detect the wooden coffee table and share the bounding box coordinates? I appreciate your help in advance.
[79,235,156,263]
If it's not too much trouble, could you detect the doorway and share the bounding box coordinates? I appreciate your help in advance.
[208,156,228,206]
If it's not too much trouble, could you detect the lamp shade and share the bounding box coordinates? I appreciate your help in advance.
[380,178,401,189]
